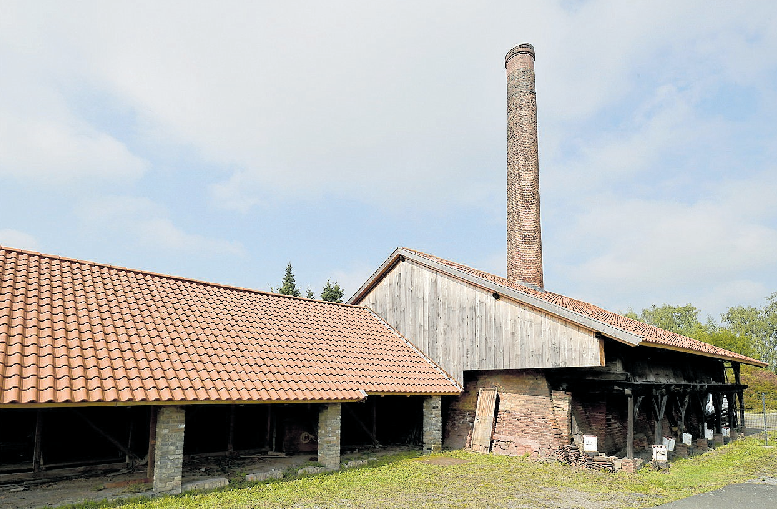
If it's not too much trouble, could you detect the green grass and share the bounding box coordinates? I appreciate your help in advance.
[59,438,777,509]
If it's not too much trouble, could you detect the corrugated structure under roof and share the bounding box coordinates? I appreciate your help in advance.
[0,246,461,407]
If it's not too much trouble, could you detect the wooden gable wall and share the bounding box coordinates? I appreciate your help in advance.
[359,259,603,384]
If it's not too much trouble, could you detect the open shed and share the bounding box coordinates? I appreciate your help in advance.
[0,245,460,493]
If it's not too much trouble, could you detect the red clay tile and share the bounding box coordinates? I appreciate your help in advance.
[0,246,460,406]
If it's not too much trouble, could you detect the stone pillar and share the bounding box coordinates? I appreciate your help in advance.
[423,396,442,453]
[153,406,186,494]
[318,404,341,470]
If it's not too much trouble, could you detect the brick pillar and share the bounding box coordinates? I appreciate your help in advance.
[318,403,341,470]
[423,396,442,453]
[153,406,186,494]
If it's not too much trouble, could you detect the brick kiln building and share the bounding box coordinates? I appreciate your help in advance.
[0,246,460,493]
[0,43,767,496]
[349,44,766,460]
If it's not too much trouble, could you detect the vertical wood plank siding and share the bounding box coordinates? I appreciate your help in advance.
[361,260,601,384]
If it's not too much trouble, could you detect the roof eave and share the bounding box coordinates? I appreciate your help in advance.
[639,341,769,368]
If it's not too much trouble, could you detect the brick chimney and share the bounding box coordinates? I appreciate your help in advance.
[506,43,543,289]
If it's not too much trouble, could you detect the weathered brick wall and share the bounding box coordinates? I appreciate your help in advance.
[153,406,186,494]
[445,370,571,457]
[570,392,709,456]
[318,403,341,470]
[423,396,442,453]
[571,394,627,455]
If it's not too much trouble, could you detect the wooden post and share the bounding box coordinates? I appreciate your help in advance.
[33,409,43,473]
[713,393,723,434]
[147,406,158,480]
[733,363,745,433]
[265,405,272,451]
[626,389,634,460]
[726,393,735,431]
[696,392,707,437]
[676,393,689,438]
[228,405,235,456]
[372,397,377,444]
[652,389,668,445]
[126,417,135,467]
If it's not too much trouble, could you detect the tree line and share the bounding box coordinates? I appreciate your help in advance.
[625,293,777,409]
[271,263,344,303]
[624,292,777,370]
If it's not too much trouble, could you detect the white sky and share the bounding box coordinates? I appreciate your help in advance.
[1,1,776,320]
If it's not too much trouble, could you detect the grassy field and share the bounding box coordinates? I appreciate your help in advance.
[65,437,777,509]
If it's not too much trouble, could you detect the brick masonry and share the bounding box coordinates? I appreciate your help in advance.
[318,403,341,470]
[506,43,543,289]
[445,370,570,458]
[153,406,186,494]
[423,396,442,453]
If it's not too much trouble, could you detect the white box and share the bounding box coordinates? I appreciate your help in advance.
[583,435,597,452]
[682,433,692,446]
[705,428,713,440]
[652,444,668,461]
[722,427,730,437]
[662,437,676,451]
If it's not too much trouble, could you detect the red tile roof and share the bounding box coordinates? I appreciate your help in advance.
[0,246,461,406]
[353,248,766,368]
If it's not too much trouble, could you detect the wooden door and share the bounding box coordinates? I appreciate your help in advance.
[471,388,498,453]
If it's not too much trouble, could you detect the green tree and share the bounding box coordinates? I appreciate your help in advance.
[626,303,704,337]
[722,292,777,371]
[305,288,315,299]
[275,263,301,297]
[321,280,344,303]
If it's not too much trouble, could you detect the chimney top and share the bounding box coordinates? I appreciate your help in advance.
[505,43,535,69]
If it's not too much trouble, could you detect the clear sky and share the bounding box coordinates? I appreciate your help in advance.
[1,1,775,321]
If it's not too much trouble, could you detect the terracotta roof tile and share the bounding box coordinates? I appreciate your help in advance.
[398,248,766,367]
[0,246,460,406]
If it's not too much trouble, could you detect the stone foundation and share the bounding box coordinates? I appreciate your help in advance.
[423,396,442,453]
[153,406,186,494]
[318,403,341,470]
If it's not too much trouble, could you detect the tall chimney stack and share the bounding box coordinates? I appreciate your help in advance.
[506,43,543,289]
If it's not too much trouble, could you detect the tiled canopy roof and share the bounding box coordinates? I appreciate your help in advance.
[352,248,766,368]
[0,246,461,406]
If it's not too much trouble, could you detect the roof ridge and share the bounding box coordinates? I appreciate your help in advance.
[0,244,362,309]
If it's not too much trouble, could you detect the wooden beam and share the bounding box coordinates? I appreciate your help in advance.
[677,393,689,438]
[626,389,634,460]
[70,409,141,463]
[126,416,135,467]
[33,409,43,473]
[372,398,377,443]
[228,405,235,455]
[344,404,379,447]
[652,389,668,445]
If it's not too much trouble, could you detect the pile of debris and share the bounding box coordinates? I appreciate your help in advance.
[556,445,616,472]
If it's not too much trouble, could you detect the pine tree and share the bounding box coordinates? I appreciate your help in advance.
[277,263,301,297]
[321,280,344,303]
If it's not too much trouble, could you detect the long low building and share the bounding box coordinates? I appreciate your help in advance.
[0,245,461,493]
